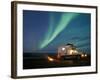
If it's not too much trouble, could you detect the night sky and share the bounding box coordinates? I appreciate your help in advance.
[23,10,91,54]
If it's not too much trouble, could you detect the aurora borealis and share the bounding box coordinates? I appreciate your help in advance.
[40,13,79,49]
[23,10,91,54]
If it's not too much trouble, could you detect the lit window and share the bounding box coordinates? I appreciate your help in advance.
[62,47,65,51]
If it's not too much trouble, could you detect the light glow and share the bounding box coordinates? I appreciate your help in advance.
[62,47,65,51]
[69,50,73,55]
[47,56,54,62]
[85,54,87,57]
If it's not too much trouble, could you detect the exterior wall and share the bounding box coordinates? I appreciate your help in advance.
[57,45,78,58]
[57,45,71,58]
[57,46,66,58]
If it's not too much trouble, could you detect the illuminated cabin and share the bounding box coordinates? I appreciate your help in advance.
[57,43,79,59]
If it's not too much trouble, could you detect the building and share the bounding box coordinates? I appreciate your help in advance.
[57,43,79,59]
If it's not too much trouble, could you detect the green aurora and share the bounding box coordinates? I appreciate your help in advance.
[39,13,79,49]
